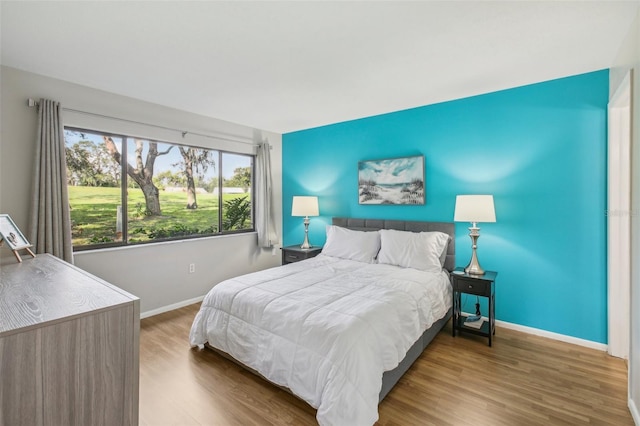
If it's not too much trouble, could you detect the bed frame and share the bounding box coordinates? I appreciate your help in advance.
[332,218,454,400]
[205,217,455,405]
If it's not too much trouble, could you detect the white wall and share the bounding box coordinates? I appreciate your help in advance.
[610,8,640,424]
[0,66,283,314]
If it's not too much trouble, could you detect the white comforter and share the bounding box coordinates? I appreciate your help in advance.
[189,255,452,426]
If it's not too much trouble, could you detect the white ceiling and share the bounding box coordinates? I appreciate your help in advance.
[2,1,639,134]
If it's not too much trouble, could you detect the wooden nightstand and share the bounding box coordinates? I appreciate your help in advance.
[451,267,497,346]
[281,245,323,265]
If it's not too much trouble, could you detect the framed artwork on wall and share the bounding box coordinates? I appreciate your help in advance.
[358,155,425,205]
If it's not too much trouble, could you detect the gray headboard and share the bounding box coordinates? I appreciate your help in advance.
[332,217,455,272]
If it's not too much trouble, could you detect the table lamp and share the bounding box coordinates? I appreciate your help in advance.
[291,196,319,249]
[454,195,496,275]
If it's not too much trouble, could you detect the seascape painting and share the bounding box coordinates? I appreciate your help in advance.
[358,155,425,205]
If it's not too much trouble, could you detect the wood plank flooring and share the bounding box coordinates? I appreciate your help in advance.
[140,304,632,425]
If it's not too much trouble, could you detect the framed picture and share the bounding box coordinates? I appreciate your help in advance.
[358,155,425,205]
[0,214,31,250]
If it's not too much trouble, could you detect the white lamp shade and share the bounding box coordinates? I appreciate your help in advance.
[454,195,496,223]
[292,196,319,217]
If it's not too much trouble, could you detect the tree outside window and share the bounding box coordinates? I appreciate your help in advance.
[64,128,254,249]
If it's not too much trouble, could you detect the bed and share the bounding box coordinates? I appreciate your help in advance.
[189,217,454,426]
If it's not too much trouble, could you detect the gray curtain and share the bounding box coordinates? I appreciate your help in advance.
[255,140,278,248]
[29,99,73,263]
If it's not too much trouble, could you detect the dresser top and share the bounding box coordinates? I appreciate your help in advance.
[0,254,138,335]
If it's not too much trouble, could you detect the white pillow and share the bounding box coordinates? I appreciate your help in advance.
[321,225,381,263]
[378,229,450,272]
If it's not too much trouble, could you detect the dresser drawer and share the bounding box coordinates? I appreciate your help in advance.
[281,246,323,264]
[453,277,490,296]
[284,251,307,263]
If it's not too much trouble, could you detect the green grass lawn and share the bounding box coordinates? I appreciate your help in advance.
[68,186,250,246]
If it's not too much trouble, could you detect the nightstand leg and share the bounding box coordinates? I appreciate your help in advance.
[450,274,456,338]
[492,293,496,335]
[452,291,459,338]
[491,295,496,336]
[488,292,493,347]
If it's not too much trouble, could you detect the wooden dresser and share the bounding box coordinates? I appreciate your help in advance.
[0,254,140,426]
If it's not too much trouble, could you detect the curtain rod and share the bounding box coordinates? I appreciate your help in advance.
[27,98,263,147]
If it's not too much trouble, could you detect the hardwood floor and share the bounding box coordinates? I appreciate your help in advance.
[140,304,633,425]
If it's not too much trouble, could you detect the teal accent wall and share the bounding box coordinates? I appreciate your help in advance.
[282,70,609,343]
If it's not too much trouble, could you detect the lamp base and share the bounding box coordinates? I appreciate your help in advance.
[300,216,312,249]
[465,223,485,275]
[300,235,312,249]
[464,262,485,276]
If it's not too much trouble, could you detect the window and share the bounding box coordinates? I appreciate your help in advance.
[64,128,254,250]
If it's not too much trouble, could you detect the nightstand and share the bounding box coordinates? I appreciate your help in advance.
[281,245,323,265]
[451,267,498,346]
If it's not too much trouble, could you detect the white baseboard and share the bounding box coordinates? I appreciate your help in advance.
[629,397,640,425]
[496,319,608,352]
[140,295,205,319]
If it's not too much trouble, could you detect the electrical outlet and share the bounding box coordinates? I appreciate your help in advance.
[189,263,195,274]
